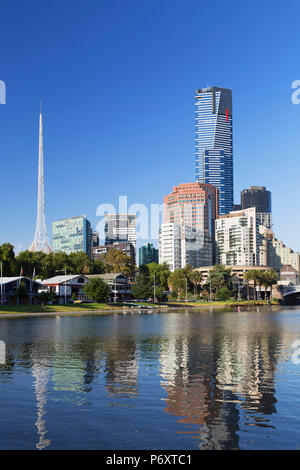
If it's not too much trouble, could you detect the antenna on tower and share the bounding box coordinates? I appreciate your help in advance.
[29,104,52,254]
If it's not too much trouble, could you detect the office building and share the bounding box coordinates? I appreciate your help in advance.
[241,186,272,229]
[92,242,135,261]
[164,182,218,237]
[104,214,136,262]
[259,227,300,274]
[195,86,233,215]
[280,265,299,286]
[215,207,260,266]
[105,214,136,246]
[91,231,99,247]
[52,215,91,256]
[139,243,159,267]
[159,223,212,272]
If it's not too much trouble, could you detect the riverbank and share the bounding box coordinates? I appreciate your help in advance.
[0,299,279,318]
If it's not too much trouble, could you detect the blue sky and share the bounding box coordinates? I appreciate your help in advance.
[0,0,300,253]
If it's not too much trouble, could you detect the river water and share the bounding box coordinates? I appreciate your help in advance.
[1,307,300,450]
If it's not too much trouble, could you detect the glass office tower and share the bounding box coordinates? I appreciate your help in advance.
[52,215,91,256]
[241,186,272,229]
[195,86,233,215]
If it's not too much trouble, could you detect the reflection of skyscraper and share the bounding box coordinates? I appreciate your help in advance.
[104,337,139,398]
[159,313,281,449]
[195,87,233,215]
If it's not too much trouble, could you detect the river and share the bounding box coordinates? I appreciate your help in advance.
[0,306,300,450]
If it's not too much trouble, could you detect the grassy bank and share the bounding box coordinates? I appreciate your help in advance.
[166,299,278,308]
[0,299,279,316]
[0,302,131,315]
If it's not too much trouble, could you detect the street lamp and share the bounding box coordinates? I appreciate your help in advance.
[0,261,3,306]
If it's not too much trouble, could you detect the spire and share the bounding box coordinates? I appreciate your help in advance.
[29,104,52,254]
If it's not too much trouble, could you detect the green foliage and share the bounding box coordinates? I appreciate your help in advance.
[84,277,111,303]
[104,248,136,278]
[131,273,153,300]
[154,286,167,302]
[207,265,232,293]
[39,291,57,304]
[168,269,188,300]
[147,262,171,289]
[188,270,202,294]
[0,243,111,280]
[0,243,16,276]
[215,287,231,301]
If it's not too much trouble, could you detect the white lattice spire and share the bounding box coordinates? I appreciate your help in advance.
[29,103,52,254]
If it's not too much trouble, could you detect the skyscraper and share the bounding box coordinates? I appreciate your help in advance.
[52,215,91,256]
[105,214,136,263]
[105,214,136,247]
[159,223,212,271]
[241,186,272,229]
[29,105,52,254]
[195,86,233,215]
[139,243,159,267]
[163,182,218,237]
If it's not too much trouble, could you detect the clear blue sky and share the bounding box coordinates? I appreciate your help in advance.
[0,0,300,253]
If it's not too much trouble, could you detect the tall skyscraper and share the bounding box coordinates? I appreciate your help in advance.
[195,86,233,215]
[241,186,272,229]
[52,215,91,256]
[29,105,52,254]
[163,182,218,238]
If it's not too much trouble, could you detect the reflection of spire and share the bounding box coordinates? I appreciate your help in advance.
[32,361,51,450]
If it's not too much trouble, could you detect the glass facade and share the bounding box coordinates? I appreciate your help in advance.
[195,86,233,215]
[52,216,91,256]
[241,186,272,229]
[139,243,159,267]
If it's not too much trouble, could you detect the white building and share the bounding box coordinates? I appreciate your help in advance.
[215,207,259,266]
[159,223,212,272]
[159,223,182,272]
[259,225,300,274]
[41,275,90,303]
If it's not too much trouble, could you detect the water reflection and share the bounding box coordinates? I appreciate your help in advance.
[0,308,299,449]
[32,360,51,450]
[158,310,293,449]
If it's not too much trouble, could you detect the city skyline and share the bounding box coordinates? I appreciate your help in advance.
[1,1,300,254]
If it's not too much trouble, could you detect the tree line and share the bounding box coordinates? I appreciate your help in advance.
[0,243,136,279]
[132,263,278,301]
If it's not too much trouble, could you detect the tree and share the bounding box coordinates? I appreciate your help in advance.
[68,251,93,274]
[131,273,153,300]
[168,269,188,300]
[147,262,171,289]
[261,270,278,300]
[243,269,262,300]
[188,270,202,296]
[0,243,16,276]
[215,287,231,301]
[207,265,232,293]
[84,278,111,303]
[104,249,136,278]
[39,291,56,304]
